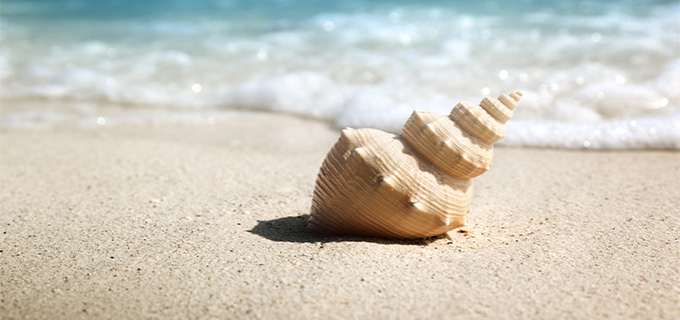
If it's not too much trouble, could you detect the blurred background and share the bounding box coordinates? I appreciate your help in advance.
[0,0,678,148]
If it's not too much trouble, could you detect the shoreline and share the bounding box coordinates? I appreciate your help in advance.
[1,112,679,319]
[2,98,679,151]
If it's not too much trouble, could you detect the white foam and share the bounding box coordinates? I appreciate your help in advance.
[1,1,679,149]
[504,114,680,150]
[222,72,350,119]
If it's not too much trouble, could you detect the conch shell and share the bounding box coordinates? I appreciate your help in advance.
[308,92,523,239]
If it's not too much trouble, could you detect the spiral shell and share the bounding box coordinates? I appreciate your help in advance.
[308,92,523,239]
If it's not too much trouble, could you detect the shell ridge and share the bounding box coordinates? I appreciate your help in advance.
[311,130,425,237]
[311,135,382,234]
[364,137,468,238]
[450,102,505,144]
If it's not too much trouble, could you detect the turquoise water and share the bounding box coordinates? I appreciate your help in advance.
[1,0,679,148]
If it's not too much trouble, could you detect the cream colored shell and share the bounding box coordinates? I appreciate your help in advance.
[308,92,523,239]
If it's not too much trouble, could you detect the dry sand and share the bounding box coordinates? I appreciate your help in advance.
[1,111,679,319]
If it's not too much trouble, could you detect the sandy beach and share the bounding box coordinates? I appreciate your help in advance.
[1,111,678,319]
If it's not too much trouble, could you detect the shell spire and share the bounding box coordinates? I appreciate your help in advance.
[308,92,523,239]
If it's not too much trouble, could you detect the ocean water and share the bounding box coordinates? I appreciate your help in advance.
[1,0,679,149]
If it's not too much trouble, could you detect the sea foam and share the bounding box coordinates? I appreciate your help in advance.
[0,0,678,149]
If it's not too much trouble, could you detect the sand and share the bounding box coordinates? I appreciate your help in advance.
[1,111,679,319]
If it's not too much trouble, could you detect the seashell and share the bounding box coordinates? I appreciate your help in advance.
[307,92,523,239]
